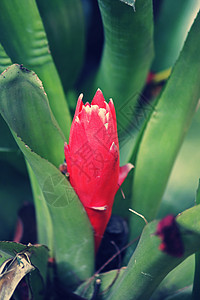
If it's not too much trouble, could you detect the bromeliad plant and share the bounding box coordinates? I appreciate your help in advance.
[0,0,200,299]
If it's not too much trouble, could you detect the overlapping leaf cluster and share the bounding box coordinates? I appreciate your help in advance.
[0,0,200,299]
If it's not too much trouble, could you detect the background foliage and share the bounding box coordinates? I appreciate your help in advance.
[0,0,200,299]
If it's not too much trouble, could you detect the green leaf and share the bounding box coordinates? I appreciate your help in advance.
[76,242,194,300]
[0,0,71,139]
[152,0,200,72]
[151,255,194,300]
[113,99,155,219]
[196,180,200,205]
[129,10,200,242]
[0,64,63,247]
[95,0,154,134]
[28,270,46,300]
[0,116,17,154]
[192,252,200,299]
[0,64,94,287]
[36,0,86,91]
[107,205,200,300]
[158,108,200,218]
[75,268,126,299]
[27,164,54,254]
[165,287,192,300]
[0,43,25,171]
[191,181,200,299]
[0,64,65,168]
[14,136,94,287]
[0,112,26,174]
[0,43,12,74]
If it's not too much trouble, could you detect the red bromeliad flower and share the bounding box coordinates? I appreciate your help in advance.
[64,89,133,253]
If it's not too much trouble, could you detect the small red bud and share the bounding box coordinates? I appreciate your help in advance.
[155,214,184,257]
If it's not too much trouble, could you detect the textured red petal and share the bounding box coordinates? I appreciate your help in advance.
[74,93,83,119]
[85,206,112,253]
[80,104,92,125]
[91,89,106,109]
[69,94,83,145]
[118,163,134,187]
[64,142,70,157]
[68,118,86,155]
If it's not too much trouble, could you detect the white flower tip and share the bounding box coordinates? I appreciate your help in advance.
[83,105,91,114]
[75,116,80,123]
[104,122,108,130]
[79,93,83,100]
[126,163,134,170]
[91,205,107,211]
[110,141,117,151]
[109,98,113,104]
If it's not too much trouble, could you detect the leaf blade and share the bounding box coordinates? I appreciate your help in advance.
[0,65,94,287]
[95,0,154,134]
[129,10,200,241]
[36,0,86,91]
[107,205,200,300]
[0,0,71,139]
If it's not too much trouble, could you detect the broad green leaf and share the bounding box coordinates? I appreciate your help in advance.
[0,47,17,154]
[0,116,18,154]
[152,0,200,73]
[0,0,71,139]
[0,43,11,74]
[192,252,200,300]
[0,113,26,174]
[0,63,62,253]
[113,99,155,218]
[0,44,28,177]
[27,244,49,283]
[0,65,94,287]
[196,180,200,205]
[151,255,194,300]
[191,181,200,299]
[165,287,192,300]
[107,205,200,300]
[158,108,200,218]
[95,0,154,134]
[0,64,65,168]
[0,63,64,251]
[28,270,45,300]
[13,136,94,287]
[36,0,86,91]
[75,268,126,299]
[27,164,54,254]
[129,10,200,242]
[0,242,24,266]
